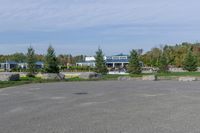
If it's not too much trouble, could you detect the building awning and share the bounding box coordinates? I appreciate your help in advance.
[106,59,129,63]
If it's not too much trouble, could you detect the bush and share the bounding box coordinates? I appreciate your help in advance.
[60,66,95,72]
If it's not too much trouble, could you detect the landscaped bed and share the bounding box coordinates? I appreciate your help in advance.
[0,77,62,89]
[1,72,200,89]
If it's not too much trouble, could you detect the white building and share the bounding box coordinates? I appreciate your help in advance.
[76,56,96,67]
[0,61,44,71]
[76,54,130,68]
[0,61,18,71]
[105,54,129,68]
[18,61,44,69]
[85,56,95,62]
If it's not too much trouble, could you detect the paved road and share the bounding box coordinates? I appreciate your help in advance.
[1,81,200,133]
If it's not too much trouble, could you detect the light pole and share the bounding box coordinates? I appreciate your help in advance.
[5,60,8,72]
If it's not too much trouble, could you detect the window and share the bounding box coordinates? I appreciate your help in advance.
[112,56,120,60]
[119,56,127,59]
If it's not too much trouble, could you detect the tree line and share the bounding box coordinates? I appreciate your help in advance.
[141,42,199,72]
[1,42,199,75]
[141,42,200,67]
[0,51,85,66]
[95,42,200,74]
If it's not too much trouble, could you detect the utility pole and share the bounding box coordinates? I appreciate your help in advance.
[6,60,8,72]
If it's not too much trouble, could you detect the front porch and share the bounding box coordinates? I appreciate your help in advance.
[106,62,128,68]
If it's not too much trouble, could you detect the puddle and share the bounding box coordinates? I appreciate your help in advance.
[73,92,88,95]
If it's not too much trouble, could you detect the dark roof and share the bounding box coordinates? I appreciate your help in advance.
[78,59,129,64]
[36,61,44,65]
[106,59,129,63]
[113,53,129,56]
[1,61,44,65]
[1,61,17,64]
[76,61,95,64]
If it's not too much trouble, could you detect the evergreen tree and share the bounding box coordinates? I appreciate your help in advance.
[183,49,197,71]
[27,46,36,77]
[95,48,108,74]
[45,46,59,73]
[158,53,168,73]
[128,49,142,74]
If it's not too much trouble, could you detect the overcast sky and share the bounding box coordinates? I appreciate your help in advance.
[0,0,200,55]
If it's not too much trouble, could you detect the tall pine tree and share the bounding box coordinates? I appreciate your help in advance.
[27,46,36,77]
[45,46,59,73]
[128,49,142,74]
[95,48,108,74]
[183,49,197,72]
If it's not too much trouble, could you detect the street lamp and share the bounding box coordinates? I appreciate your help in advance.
[6,60,8,72]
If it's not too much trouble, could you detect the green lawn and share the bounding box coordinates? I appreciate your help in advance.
[156,72,200,77]
[102,72,200,80]
[101,74,127,80]
[0,81,31,89]
[0,75,122,89]
[0,77,62,89]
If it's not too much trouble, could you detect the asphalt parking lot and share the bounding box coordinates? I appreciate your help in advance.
[1,80,200,133]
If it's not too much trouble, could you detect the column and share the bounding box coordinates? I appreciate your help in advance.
[113,63,115,68]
